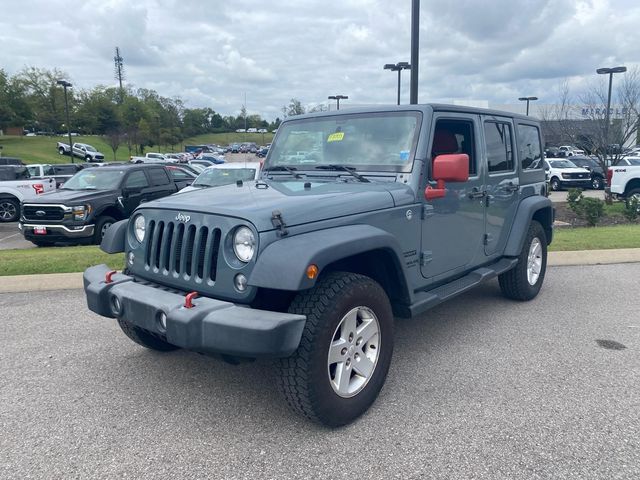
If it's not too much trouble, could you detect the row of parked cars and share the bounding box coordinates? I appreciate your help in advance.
[0,157,262,249]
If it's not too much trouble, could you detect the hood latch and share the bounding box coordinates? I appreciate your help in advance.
[271,210,289,237]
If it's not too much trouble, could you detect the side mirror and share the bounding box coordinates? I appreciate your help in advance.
[425,154,469,200]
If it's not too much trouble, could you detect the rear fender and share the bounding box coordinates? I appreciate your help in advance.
[503,196,554,256]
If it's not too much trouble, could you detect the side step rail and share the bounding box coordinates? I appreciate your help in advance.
[409,258,517,317]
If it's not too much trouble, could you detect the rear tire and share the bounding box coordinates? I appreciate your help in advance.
[58,147,66,155]
[0,198,20,222]
[499,221,547,301]
[276,272,394,427]
[625,189,640,212]
[591,176,603,190]
[32,240,55,247]
[117,318,179,352]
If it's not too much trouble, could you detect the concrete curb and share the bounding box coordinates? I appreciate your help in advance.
[1,249,639,294]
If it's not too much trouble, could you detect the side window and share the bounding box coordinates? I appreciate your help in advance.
[125,170,150,188]
[432,119,477,175]
[484,122,514,173]
[517,124,542,170]
[147,168,171,186]
[168,168,191,180]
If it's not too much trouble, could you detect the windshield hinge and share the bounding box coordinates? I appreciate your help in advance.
[271,210,289,237]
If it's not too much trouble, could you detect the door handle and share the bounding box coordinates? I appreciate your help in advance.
[467,188,486,199]
[504,182,519,193]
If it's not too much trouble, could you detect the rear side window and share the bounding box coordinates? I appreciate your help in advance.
[125,170,150,188]
[167,168,193,180]
[517,125,543,170]
[432,119,477,175]
[54,165,79,175]
[484,122,514,173]
[147,168,170,186]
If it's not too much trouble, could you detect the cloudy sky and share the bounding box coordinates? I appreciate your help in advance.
[1,0,638,119]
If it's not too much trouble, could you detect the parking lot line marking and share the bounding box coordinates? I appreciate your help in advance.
[0,233,20,242]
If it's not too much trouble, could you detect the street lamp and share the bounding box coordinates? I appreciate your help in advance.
[518,96,538,116]
[56,79,74,163]
[328,95,348,111]
[596,66,627,161]
[384,62,411,105]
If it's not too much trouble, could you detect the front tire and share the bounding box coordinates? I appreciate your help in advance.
[85,155,92,162]
[93,216,116,244]
[0,198,20,222]
[117,318,179,352]
[499,220,547,301]
[276,272,394,427]
[591,176,603,190]
[550,177,561,191]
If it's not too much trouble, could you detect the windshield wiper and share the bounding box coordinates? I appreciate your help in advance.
[314,164,370,183]
[263,165,303,179]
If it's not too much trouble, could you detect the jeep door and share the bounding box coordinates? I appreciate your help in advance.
[420,113,486,280]
[481,117,519,256]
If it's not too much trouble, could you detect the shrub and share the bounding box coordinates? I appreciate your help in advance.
[624,196,639,222]
[566,188,605,226]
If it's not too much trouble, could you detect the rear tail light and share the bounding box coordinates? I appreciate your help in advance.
[606,168,613,186]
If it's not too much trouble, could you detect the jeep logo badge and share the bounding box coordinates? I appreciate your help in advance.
[36,210,46,217]
[175,213,191,223]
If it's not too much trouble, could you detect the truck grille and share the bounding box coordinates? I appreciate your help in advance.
[145,220,221,282]
[565,173,589,179]
[22,205,65,221]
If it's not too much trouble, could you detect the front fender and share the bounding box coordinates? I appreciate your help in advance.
[249,225,405,291]
[100,219,127,253]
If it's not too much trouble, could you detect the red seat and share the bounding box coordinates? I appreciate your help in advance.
[432,130,458,157]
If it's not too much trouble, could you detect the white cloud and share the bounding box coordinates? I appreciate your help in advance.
[0,0,639,119]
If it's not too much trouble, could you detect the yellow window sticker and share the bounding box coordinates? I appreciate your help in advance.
[327,132,345,143]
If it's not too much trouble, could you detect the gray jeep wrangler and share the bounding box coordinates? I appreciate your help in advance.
[84,104,553,426]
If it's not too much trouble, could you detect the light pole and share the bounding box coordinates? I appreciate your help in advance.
[384,62,411,105]
[518,96,538,116]
[56,79,74,163]
[328,95,348,110]
[596,66,627,162]
[409,0,420,104]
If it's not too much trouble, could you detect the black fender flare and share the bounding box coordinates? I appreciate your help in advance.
[503,196,554,257]
[100,219,127,253]
[249,225,407,291]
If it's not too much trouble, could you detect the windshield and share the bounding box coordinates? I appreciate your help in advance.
[193,168,257,187]
[550,160,577,168]
[266,111,421,173]
[62,169,125,190]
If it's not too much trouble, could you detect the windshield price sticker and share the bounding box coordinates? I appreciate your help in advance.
[327,132,345,143]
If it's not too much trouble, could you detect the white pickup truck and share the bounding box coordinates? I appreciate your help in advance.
[607,156,640,204]
[57,142,106,162]
[129,152,169,163]
[0,166,56,222]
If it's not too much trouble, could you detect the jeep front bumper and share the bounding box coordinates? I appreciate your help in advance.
[84,264,306,358]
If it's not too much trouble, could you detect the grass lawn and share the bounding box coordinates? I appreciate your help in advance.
[0,245,123,276]
[0,132,274,164]
[550,224,640,251]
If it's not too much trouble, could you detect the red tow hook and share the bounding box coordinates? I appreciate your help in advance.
[105,270,118,284]
[184,291,198,309]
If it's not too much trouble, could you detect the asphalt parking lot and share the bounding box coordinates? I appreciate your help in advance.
[0,222,32,250]
[1,263,638,479]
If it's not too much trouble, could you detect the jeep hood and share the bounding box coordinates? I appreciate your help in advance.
[140,179,416,231]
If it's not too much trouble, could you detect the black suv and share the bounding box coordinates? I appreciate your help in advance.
[20,164,187,246]
[568,156,605,189]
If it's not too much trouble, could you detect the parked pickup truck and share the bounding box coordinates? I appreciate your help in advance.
[57,142,106,162]
[130,153,169,164]
[83,104,553,426]
[0,166,56,222]
[20,164,186,246]
[607,156,640,204]
[26,163,86,188]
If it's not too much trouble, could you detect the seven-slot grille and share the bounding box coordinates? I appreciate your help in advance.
[22,205,65,221]
[145,220,221,282]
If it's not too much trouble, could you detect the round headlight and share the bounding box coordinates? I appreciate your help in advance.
[133,214,146,243]
[233,226,256,263]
